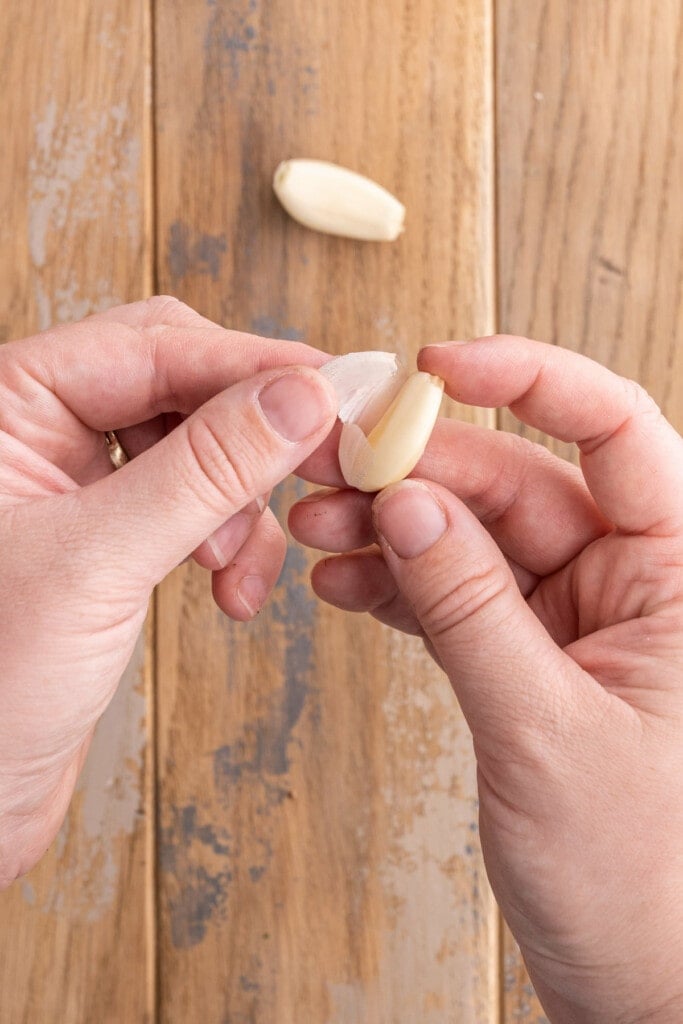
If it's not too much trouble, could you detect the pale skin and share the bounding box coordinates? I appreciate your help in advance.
[290,337,683,1024]
[0,297,339,888]
[1,300,682,1023]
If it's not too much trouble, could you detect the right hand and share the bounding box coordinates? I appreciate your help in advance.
[290,335,683,1024]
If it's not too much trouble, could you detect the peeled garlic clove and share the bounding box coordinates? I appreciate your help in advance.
[273,159,405,241]
[321,352,444,492]
[341,371,445,492]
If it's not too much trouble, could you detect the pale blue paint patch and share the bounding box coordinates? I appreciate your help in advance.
[168,221,227,281]
[240,974,260,992]
[169,866,232,950]
[210,480,317,899]
[160,803,233,948]
[251,314,304,341]
[203,1,268,81]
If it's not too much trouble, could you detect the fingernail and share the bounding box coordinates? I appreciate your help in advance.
[298,487,338,504]
[206,512,252,568]
[375,482,447,559]
[237,574,269,617]
[422,340,471,349]
[259,370,333,442]
[204,498,268,569]
[206,534,229,569]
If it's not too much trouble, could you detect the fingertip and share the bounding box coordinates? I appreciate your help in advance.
[416,341,478,397]
[289,487,375,553]
[212,569,274,621]
[310,549,392,612]
[417,338,473,364]
[309,555,332,597]
[192,494,271,570]
[287,487,337,537]
[373,480,449,561]
[211,507,287,620]
[236,573,272,620]
[257,365,338,444]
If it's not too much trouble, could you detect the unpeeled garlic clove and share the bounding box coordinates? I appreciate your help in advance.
[273,159,405,241]
[320,352,444,492]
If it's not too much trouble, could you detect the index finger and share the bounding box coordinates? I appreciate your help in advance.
[419,336,683,535]
[2,297,329,430]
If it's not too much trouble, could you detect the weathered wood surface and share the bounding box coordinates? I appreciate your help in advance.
[3,0,681,1020]
[496,1,683,1018]
[0,2,154,1023]
[154,0,497,1021]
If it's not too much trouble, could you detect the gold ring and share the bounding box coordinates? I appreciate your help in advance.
[105,430,130,470]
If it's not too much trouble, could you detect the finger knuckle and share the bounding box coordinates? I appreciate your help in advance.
[144,295,192,323]
[476,435,537,526]
[582,378,663,455]
[623,377,661,422]
[184,414,256,514]
[422,561,509,639]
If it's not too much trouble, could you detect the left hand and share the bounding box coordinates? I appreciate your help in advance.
[0,296,337,887]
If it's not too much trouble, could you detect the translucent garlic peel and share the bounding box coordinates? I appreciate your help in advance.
[320,353,444,492]
[320,350,406,431]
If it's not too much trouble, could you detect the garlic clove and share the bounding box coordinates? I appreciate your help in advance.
[320,352,444,492]
[343,371,444,491]
[273,159,405,241]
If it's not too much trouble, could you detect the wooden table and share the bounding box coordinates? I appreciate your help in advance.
[1,2,681,1021]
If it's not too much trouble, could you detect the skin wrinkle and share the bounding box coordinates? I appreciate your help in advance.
[505,356,548,422]
[184,413,257,517]
[474,438,538,530]
[3,310,683,1022]
[1,352,109,483]
[294,461,602,579]
[295,334,683,1022]
[417,425,610,572]
[419,562,510,642]
[577,377,660,455]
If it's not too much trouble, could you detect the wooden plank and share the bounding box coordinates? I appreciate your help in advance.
[154,0,498,1020]
[0,2,154,1021]
[496,1,683,1019]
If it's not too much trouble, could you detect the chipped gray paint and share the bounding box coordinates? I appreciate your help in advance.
[27,634,147,920]
[29,100,140,271]
[161,804,233,948]
[326,632,491,1023]
[21,881,36,906]
[161,481,317,953]
[213,481,314,788]
[170,865,232,949]
[167,221,227,281]
[28,97,136,327]
[203,0,267,81]
[250,314,304,342]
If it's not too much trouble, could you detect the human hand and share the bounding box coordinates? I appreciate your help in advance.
[0,296,337,889]
[290,336,683,1024]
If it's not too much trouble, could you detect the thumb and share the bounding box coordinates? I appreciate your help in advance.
[76,366,337,587]
[372,479,596,754]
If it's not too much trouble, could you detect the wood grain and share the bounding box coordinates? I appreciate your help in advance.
[0,2,154,1021]
[154,0,497,1020]
[4,1,677,1018]
[496,1,683,1018]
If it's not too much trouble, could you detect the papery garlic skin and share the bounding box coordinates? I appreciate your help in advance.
[320,350,406,430]
[273,159,405,241]
[320,353,444,492]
